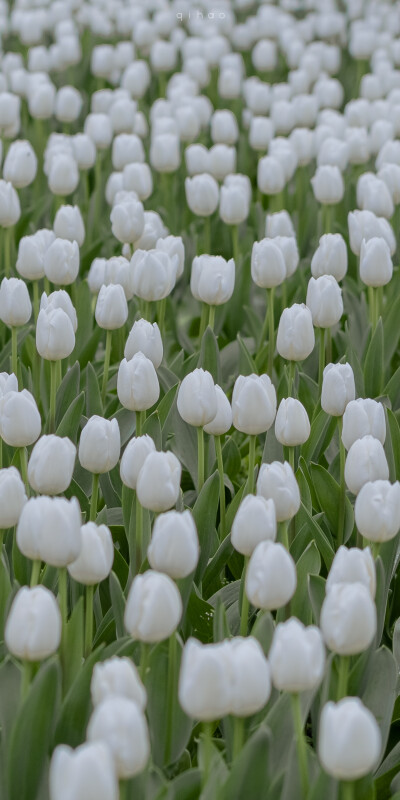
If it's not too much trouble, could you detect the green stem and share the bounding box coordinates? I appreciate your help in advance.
[197,426,205,492]
[326,327,332,364]
[32,280,39,322]
[135,495,143,572]
[164,632,177,764]
[337,417,346,547]
[215,436,226,540]
[85,584,94,657]
[136,409,145,436]
[279,520,289,550]
[208,304,216,330]
[21,661,32,701]
[11,326,18,381]
[201,721,213,788]
[30,559,41,587]
[157,297,166,335]
[291,693,309,799]
[247,434,256,494]
[371,542,380,560]
[318,328,325,394]
[4,227,11,278]
[58,567,68,631]
[90,473,99,521]
[199,303,208,341]
[287,361,296,397]
[49,360,57,433]
[258,289,270,351]
[232,716,244,759]
[140,642,149,681]
[322,204,332,234]
[341,781,355,800]
[288,446,295,473]
[19,447,29,495]
[337,655,349,700]
[240,556,250,636]
[101,329,112,404]
[231,224,239,264]
[204,215,211,254]
[268,287,275,375]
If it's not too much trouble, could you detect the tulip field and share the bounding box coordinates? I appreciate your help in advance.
[2,0,400,798]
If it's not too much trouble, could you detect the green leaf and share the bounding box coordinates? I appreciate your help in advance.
[56,391,85,442]
[297,503,335,570]
[56,361,80,427]
[309,463,354,545]
[300,409,336,464]
[8,659,61,800]
[237,334,256,375]
[85,361,103,418]
[383,282,400,368]
[192,471,220,582]
[0,553,12,639]
[221,727,271,800]
[143,410,162,450]
[386,408,400,480]
[63,596,84,692]
[288,541,321,625]
[198,326,221,384]
[109,571,125,639]
[362,646,397,754]
[364,318,384,398]
[308,574,326,626]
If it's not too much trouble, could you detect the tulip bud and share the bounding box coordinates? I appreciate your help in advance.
[359,236,393,287]
[110,199,145,245]
[112,134,144,171]
[68,522,113,585]
[311,233,348,281]
[185,173,219,217]
[203,385,232,436]
[16,229,55,281]
[44,238,79,286]
[345,435,389,495]
[91,656,146,710]
[265,210,295,239]
[318,698,381,780]
[246,540,297,610]
[219,183,249,226]
[28,435,76,495]
[306,275,343,328]
[84,113,113,150]
[3,140,37,188]
[321,363,355,417]
[150,133,181,173]
[136,451,181,512]
[55,86,82,123]
[120,435,156,491]
[275,397,310,447]
[228,636,272,716]
[123,162,153,201]
[177,369,217,428]
[257,461,300,522]
[277,304,315,361]
[124,319,163,368]
[0,277,32,327]
[36,306,76,361]
[49,742,118,800]
[72,134,96,170]
[326,545,376,598]
[0,389,41,447]
[87,696,149,779]
[251,239,286,289]
[117,354,160,412]
[17,495,81,567]
[320,581,377,654]
[148,509,199,579]
[311,165,344,204]
[231,494,276,556]
[355,480,400,543]
[0,467,27,529]
[232,373,277,435]
[179,638,232,720]
[257,155,286,195]
[95,284,128,331]
[0,180,21,226]
[130,249,177,301]
[156,235,185,279]
[0,371,18,397]
[190,255,235,306]
[5,585,61,661]
[342,398,385,451]
[49,155,79,197]
[249,116,274,151]
[272,236,299,278]
[348,209,396,256]
[53,205,85,247]
[124,569,182,643]
[78,416,120,474]
[269,618,325,692]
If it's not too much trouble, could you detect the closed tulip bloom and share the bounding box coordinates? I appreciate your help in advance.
[345,435,389,495]
[49,155,79,197]
[0,180,21,226]
[219,184,249,226]
[342,399,385,451]
[326,546,376,598]
[124,569,182,643]
[28,435,76,495]
[257,155,286,195]
[251,239,286,289]
[110,199,145,244]
[84,113,113,150]
[49,742,118,800]
[156,235,185,280]
[257,461,300,522]
[0,389,41,447]
[120,435,156,491]
[311,233,348,281]
[0,372,18,397]
[179,638,232,720]
[124,319,163,368]
[17,495,81,567]
[277,304,315,361]
[36,306,75,360]
[269,618,325,692]
[249,117,274,151]
[54,205,85,246]
[203,385,232,436]
[135,211,168,252]
[355,480,400,543]
[306,275,343,328]
[0,467,27,528]
[123,163,153,201]
[55,86,82,123]
[211,110,238,145]
[360,237,393,288]
[265,211,295,239]
[117,354,160,412]
[95,284,128,330]
[320,581,377,655]
[321,363,355,417]
[40,291,77,332]
[348,209,396,256]
[228,636,272,716]
[73,134,96,170]
[318,698,381,781]
[148,509,199,579]
[273,236,299,278]
[0,277,31,326]
[136,451,181,512]
[357,175,393,219]
[130,249,177,301]
[191,255,235,306]
[246,540,297,610]
[208,145,237,182]
[68,522,114,585]
[232,374,276,435]
[112,134,144,171]
[5,586,61,661]
[311,165,344,204]
[79,416,120,474]
[275,398,310,446]
[91,656,147,710]
[150,134,181,174]
[177,369,217,428]
[185,173,219,217]
[44,238,79,286]
[16,229,55,281]
[87,696,149,779]
[3,140,37,188]
[231,494,276,556]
